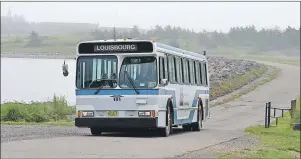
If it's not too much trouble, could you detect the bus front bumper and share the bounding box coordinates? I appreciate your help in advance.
[75,117,158,128]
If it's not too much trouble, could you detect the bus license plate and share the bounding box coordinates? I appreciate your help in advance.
[108,111,119,116]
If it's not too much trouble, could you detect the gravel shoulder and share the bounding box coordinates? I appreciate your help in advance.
[172,135,262,158]
[1,125,88,143]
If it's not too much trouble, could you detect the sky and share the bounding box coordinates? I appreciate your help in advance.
[1,1,300,32]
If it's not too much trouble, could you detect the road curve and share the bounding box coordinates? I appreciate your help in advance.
[1,61,300,158]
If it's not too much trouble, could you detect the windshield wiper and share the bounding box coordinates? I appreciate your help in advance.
[124,70,140,94]
[94,81,105,95]
[91,74,118,95]
[88,79,106,95]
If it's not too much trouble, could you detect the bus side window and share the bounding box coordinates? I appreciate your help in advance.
[185,59,190,84]
[182,58,189,84]
[174,57,179,83]
[164,56,168,80]
[202,62,208,86]
[178,57,183,84]
[189,60,194,85]
[199,62,203,85]
[181,58,185,84]
[168,56,176,83]
[194,61,201,86]
[159,57,164,80]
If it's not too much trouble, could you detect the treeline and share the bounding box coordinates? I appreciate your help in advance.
[2,12,299,55]
[90,25,300,54]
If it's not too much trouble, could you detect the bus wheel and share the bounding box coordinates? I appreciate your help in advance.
[90,127,102,136]
[159,105,172,137]
[192,108,202,131]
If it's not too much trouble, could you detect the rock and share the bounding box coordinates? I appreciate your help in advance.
[207,56,264,86]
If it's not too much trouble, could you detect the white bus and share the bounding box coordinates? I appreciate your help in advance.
[62,39,210,137]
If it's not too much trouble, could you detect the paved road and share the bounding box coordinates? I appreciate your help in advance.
[1,61,299,158]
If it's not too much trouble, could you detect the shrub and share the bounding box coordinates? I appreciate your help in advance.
[1,94,74,123]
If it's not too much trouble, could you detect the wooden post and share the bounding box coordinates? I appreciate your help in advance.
[265,103,268,128]
[268,102,271,128]
[290,99,297,118]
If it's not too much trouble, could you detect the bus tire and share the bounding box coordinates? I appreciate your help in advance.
[159,104,173,137]
[90,127,102,136]
[192,101,203,131]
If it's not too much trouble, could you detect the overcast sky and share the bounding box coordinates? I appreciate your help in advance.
[1,1,300,32]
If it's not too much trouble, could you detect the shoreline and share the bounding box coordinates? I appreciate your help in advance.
[1,53,75,59]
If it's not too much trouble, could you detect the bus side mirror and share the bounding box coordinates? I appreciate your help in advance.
[160,79,168,86]
[62,60,69,77]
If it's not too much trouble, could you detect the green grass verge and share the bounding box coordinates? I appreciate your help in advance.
[210,65,269,102]
[218,97,301,159]
[211,66,280,106]
[1,95,75,126]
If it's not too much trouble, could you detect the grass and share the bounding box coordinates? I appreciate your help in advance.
[211,66,280,106]
[210,65,269,102]
[1,95,75,126]
[218,97,301,159]
[1,34,84,53]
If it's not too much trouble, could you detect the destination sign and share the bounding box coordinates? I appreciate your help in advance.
[78,41,153,54]
[94,44,137,52]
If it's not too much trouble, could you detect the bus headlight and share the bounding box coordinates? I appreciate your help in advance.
[82,111,94,117]
[138,110,156,117]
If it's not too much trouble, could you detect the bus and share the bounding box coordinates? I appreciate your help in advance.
[62,39,210,137]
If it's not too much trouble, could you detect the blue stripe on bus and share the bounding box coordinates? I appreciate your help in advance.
[76,89,159,95]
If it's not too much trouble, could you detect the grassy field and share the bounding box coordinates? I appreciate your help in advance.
[218,97,301,159]
[0,95,75,126]
[1,34,85,53]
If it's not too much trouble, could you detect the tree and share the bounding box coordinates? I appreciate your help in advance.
[26,31,42,47]
[129,25,140,39]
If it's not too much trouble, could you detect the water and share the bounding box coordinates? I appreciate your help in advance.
[1,58,76,105]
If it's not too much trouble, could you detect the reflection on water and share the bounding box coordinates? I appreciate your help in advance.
[1,58,76,105]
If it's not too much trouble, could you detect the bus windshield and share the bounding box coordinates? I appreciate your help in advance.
[76,55,118,89]
[119,56,157,88]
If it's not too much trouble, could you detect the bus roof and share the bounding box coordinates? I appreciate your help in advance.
[154,42,207,60]
[78,39,207,60]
